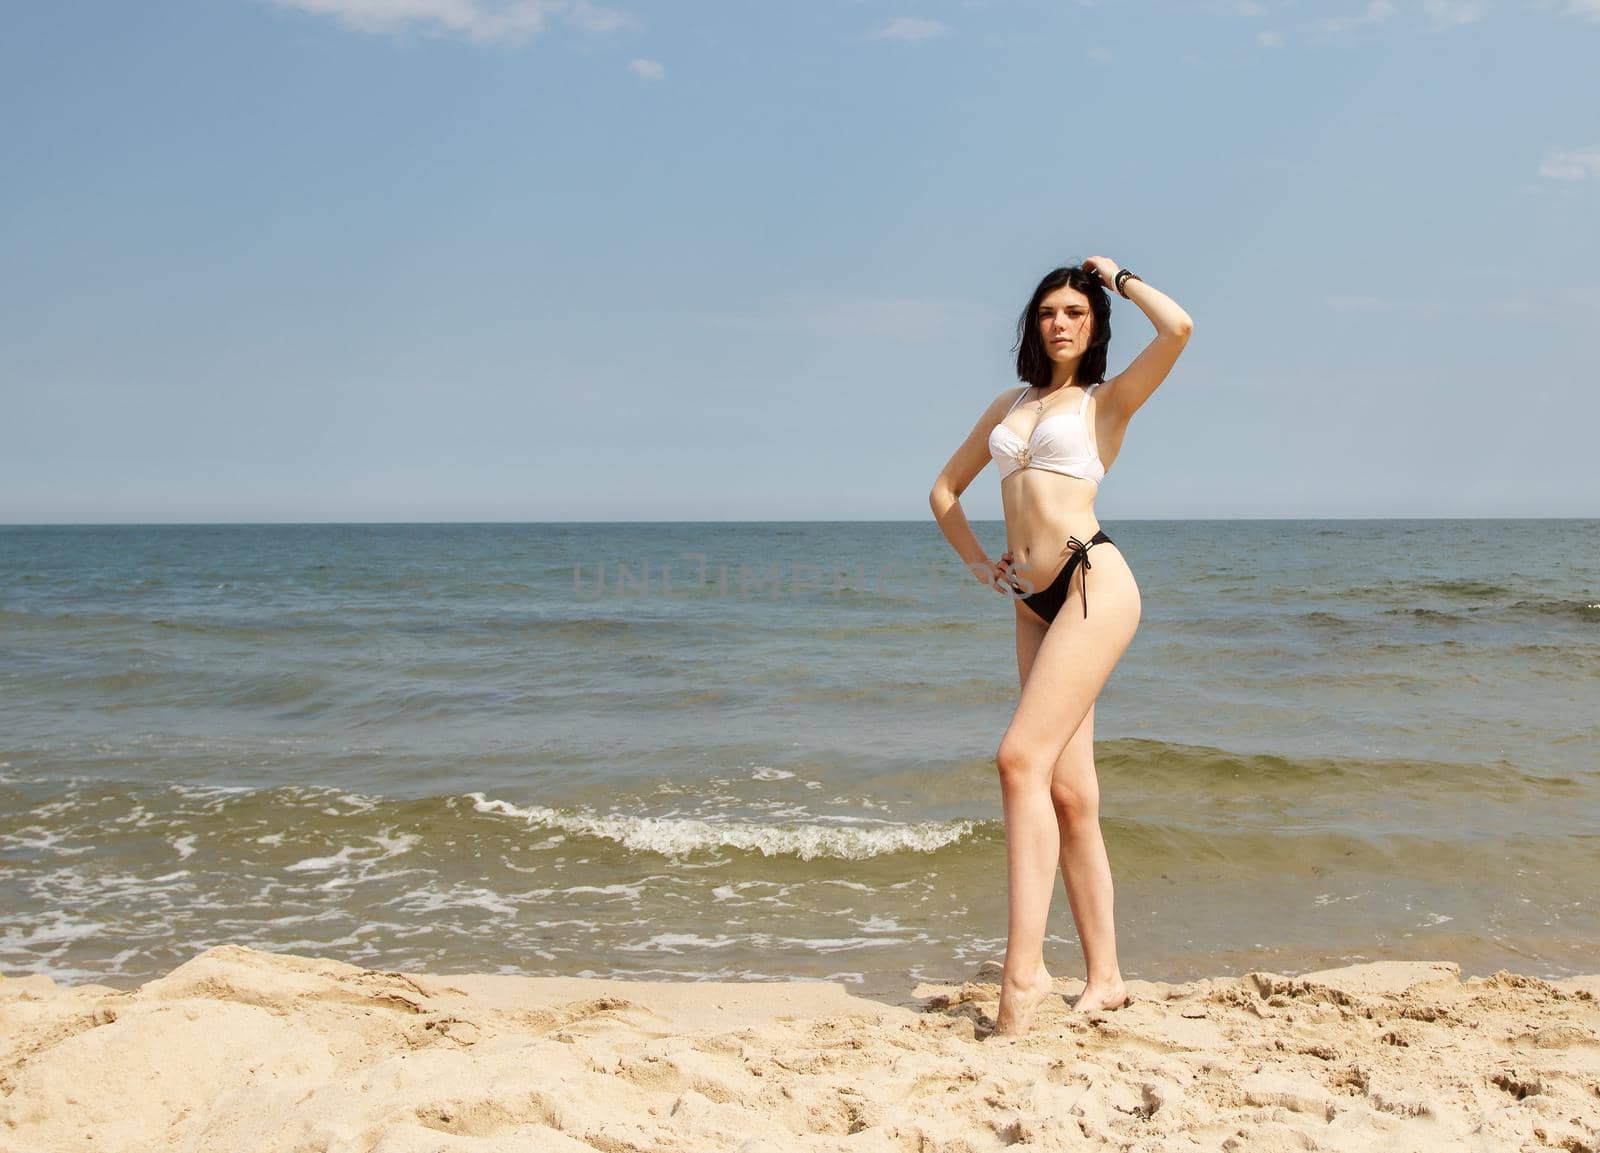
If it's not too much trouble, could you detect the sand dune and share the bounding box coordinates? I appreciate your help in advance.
[3,945,1598,1151]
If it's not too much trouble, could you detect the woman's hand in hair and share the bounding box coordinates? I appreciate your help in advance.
[1083,256,1121,290]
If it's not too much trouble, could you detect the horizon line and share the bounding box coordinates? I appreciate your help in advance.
[4,515,1597,529]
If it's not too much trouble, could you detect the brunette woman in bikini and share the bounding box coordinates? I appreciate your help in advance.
[928,257,1193,1038]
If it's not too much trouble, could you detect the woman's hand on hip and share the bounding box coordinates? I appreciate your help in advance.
[988,551,1018,594]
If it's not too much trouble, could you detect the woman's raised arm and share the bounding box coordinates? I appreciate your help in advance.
[1084,256,1193,424]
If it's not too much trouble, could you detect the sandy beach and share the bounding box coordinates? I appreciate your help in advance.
[3,945,1597,1152]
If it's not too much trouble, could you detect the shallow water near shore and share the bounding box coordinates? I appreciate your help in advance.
[2,519,1596,989]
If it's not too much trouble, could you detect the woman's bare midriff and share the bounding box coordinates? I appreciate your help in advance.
[1001,470,1104,596]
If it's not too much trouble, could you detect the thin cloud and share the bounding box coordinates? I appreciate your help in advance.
[866,17,949,42]
[1538,147,1600,180]
[265,0,636,45]
[1250,0,1491,46]
[1318,0,1395,30]
[1423,0,1487,26]
[568,0,635,33]
[628,57,664,81]
[1523,0,1600,20]
[1316,1,1396,34]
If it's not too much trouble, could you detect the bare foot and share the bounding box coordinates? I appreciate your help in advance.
[993,963,1054,1038]
[1073,977,1129,1013]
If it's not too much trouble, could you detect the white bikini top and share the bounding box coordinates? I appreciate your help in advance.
[987,383,1106,485]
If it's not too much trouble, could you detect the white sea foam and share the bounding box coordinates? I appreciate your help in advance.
[31,799,80,819]
[310,866,425,894]
[371,831,421,856]
[824,796,893,813]
[286,845,364,873]
[560,882,649,898]
[382,884,520,918]
[260,911,348,928]
[854,914,904,934]
[0,910,109,950]
[1313,892,1363,906]
[106,947,143,975]
[616,932,740,954]
[171,784,255,799]
[0,827,92,857]
[778,936,902,953]
[284,832,420,874]
[766,804,815,820]
[711,880,785,901]
[465,792,973,861]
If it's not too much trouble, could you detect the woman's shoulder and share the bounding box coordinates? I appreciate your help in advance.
[984,384,1030,420]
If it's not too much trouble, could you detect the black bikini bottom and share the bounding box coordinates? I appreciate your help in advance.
[1007,530,1113,625]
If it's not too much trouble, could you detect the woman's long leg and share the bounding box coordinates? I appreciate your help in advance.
[1048,703,1125,1008]
[1017,627,1120,1001]
[1014,619,1119,1004]
[994,547,1140,1033]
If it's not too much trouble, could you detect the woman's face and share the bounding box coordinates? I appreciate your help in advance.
[1037,285,1093,366]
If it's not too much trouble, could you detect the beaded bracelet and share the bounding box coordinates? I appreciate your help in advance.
[1114,268,1142,298]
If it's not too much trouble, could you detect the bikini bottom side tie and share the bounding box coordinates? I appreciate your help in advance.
[1008,529,1113,626]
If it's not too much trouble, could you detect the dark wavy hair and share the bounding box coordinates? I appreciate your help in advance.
[1013,265,1112,390]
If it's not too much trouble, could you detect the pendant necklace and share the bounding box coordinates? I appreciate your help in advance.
[1035,383,1081,417]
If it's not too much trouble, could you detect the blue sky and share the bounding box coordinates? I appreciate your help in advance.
[3,0,1597,522]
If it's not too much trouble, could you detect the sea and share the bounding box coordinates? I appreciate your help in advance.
[2,520,1596,995]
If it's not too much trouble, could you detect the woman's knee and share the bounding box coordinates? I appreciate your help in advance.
[1050,775,1099,822]
[995,739,1050,786]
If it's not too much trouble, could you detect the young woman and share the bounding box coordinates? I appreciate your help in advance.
[928,258,1193,1037]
